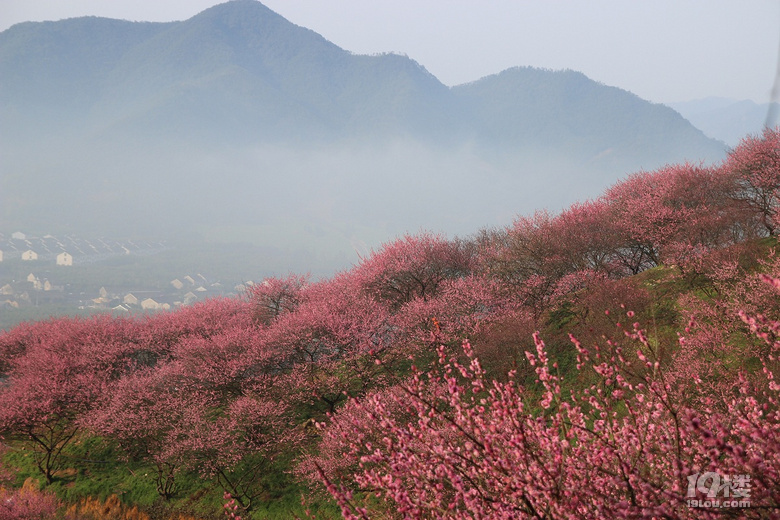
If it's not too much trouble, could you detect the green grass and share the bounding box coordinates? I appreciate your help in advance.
[1,433,337,519]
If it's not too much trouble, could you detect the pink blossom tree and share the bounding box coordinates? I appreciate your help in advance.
[313,275,780,518]
[87,325,299,508]
[262,273,397,415]
[137,297,256,355]
[553,199,626,277]
[84,365,199,499]
[245,274,309,325]
[671,247,780,397]
[390,274,518,347]
[352,233,475,309]
[604,162,742,276]
[0,316,140,484]
[725,126,780,236]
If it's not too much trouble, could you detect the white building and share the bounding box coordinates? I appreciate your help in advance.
[21,250,38,261]
[56,252,73,266]
[141,298,160,310]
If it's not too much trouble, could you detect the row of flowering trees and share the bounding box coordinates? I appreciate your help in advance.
[0,128,779,518]
[310,262,780,517]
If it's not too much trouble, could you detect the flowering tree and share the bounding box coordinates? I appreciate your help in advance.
[725,127,780,236]
[262,273,397,415]
[246,274,308,325]
[671,248,780,396]
[86,322,295,508]
[352,233,475,309]
[605,163,742,274]
[314,274,780,518]
[138,297,256,355]
[391,274,517,347]
[484,211,570,283]
[553,199,626,276]
[82,368,198,499]
[0,316,140,484]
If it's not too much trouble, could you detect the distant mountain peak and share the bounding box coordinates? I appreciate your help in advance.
[177,0,346,59]
[0,2,727,240]
[191,0,285,22]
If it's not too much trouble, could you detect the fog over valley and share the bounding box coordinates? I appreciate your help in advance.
[0,1,736,283]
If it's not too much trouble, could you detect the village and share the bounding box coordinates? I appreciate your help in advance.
[0,232,251,324]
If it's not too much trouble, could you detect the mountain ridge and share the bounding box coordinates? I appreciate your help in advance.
[0,1,722,149]
[0,0,728,272]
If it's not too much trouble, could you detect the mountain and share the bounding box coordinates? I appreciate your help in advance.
[669,97,779,147]
[0,1,456,146]
[451,67,723,171]
[0,0,727,273]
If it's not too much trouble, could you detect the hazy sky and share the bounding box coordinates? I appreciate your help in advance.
[1,0,779,104]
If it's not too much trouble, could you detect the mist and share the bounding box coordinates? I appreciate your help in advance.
[0,1,728,281]
[4,132,628,277]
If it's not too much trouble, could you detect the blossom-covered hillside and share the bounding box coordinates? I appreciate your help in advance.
[1,129,780,519]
